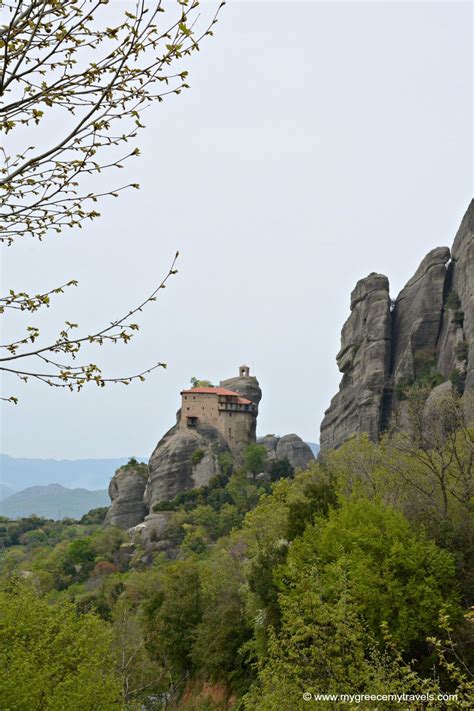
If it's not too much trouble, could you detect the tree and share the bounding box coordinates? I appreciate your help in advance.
[112,598,167,709]
[0,1,223,401]
[387,386,473,521]
[0,579,121,710]
[284,497,460,651]
[190,377,214,387]
[0,0,223,243]
[243,443,267,475]
[269,457,294,481]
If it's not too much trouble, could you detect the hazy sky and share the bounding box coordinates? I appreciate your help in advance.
[1,1,472,460]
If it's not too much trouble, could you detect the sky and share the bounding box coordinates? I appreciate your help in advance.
[1,0,472,460]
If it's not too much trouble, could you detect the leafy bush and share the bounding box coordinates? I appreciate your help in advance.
[243,443,267,475]
[218,451,233,476]
[191,449,205,466]
[455,340,469,362]
[395,349,444,400]
[190,377,214,387]
[446,290,461,310]
[450,368,466,394]
[269,458,294,482]
[0,581,121,709]
[80,507,108,525]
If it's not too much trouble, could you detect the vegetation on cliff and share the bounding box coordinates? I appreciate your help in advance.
[0,392,472,709]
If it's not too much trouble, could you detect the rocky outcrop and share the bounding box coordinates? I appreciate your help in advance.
[391,247,450,387]
[104,463,148,529]
[258,433,315,471]
[441,201,473,398]
[145,421,231,511]
[106,367,264,535]
[320,274,391,452]
[320,201,473,453]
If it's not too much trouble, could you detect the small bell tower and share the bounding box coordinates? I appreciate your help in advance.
[239,365,250,378]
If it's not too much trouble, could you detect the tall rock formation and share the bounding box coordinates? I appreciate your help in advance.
[442,202,473,397]
[104,462,148,529]
[320,200,473,453]
[145,421,231,511]
[390,247,450,387]
[320,274,391,451]
[106,367,265,529]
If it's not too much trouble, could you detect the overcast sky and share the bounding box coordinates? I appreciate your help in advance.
[1,1,472,460]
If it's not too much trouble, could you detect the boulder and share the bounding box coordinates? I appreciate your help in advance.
[104,463,148,529]
[129,512,174,551]
[258,433,315,471]
[257,434,279,459]
[276,434,315,470]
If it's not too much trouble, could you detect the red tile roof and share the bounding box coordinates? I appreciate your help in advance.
[235,397,252,405]
[181,386,241,396]
[181,387,253,406]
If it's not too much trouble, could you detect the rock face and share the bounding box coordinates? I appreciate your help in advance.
[104,464,148,529]
[320,200,473,453]
[145,421,231,511]
[445,202,474,397]
[320,274,391,452]
[391,247,450,387]
[258,434,315,471]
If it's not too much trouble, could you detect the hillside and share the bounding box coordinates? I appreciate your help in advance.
[0,483,16,502]
[0,484,109,520]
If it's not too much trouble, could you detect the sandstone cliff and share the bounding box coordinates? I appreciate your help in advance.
[320,200,473,453]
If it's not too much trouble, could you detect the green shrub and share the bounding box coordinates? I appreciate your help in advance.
[191,449,205,466]
[269,458,294,482]
[218,451,233,476]
[450,368,465,395]
[455,340,469,362]
[190,377,214,388]
[453,309,464,327]
[79,507,108,525]
[243,444,267,475]
[446,290,461,310]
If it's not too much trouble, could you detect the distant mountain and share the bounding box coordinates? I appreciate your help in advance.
[306,442,320,457]
[0,483,16,502]
[0,454,148,491]
[0,484,109,520]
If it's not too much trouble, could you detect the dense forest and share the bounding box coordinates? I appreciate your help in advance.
[1,388,473,710]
